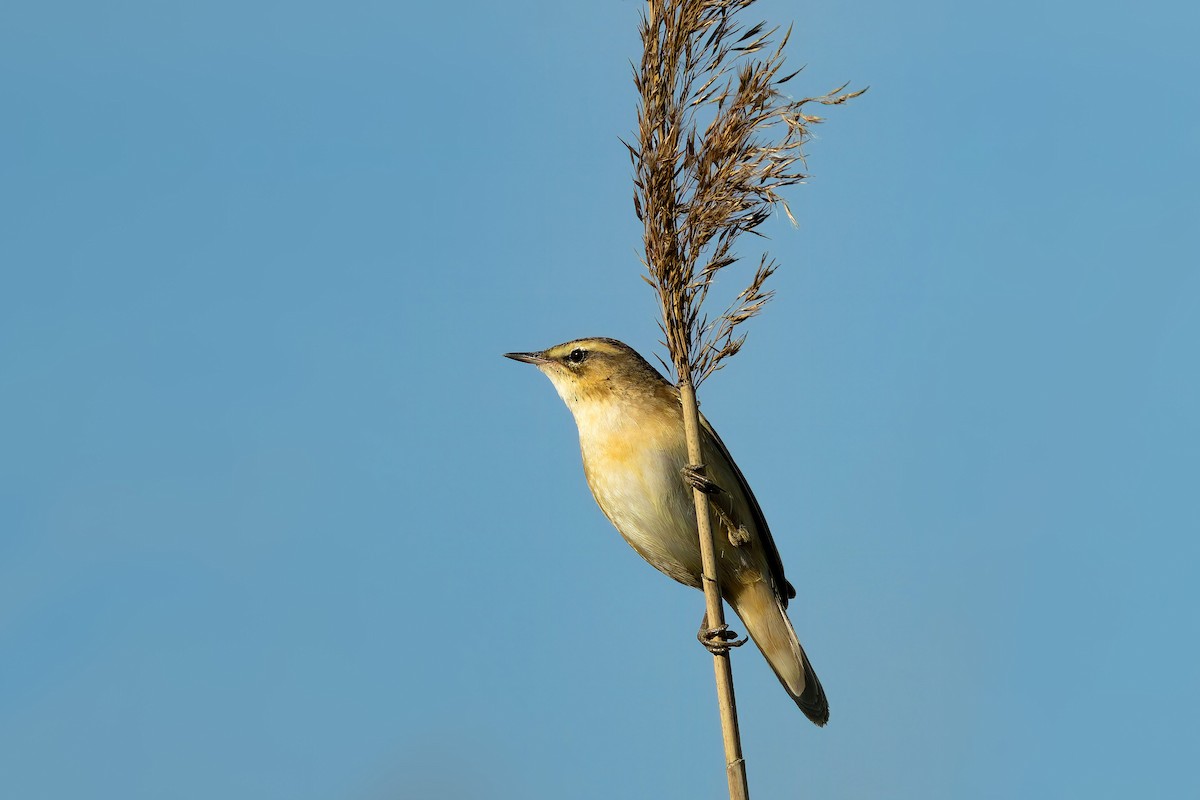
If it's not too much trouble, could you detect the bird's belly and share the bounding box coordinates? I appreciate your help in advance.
[582,438,704,588]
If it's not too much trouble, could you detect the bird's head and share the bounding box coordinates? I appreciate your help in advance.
[504,337,671,412]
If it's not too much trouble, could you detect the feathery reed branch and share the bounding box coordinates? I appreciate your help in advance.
[630,0,863,385]
[630,2,859,798]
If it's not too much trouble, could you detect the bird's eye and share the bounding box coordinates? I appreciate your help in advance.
[566,348,588,364]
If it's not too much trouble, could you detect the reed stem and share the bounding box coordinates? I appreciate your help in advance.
[679,378,749,800]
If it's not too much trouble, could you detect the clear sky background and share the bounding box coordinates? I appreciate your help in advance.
[2,1,1197,798]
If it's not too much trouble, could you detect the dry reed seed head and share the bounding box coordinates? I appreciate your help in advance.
[634,0,860,385]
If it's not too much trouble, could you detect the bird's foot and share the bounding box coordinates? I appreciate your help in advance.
[682,463,721,495]
[697,622,749,655]
[682,465,749,547]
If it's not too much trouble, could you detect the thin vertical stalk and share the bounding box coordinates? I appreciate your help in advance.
[679,378,749,800]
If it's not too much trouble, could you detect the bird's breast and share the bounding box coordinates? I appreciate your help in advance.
[574,401,704,586]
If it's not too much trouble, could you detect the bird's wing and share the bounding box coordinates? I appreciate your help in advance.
[698,414,797,606]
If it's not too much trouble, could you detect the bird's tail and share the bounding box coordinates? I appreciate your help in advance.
[729,581,829,726]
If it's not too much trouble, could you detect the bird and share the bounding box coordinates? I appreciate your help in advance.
[505,337,828,726]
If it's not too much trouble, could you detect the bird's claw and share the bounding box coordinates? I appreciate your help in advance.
[697,623,749,655]
[682,465,749,547]
[682,464,721,495]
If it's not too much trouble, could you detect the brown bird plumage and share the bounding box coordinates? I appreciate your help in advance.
[506,337,828,725]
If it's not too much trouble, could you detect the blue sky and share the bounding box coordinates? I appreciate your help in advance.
[2,1,1197,797]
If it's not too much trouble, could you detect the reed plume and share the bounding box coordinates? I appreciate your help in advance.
[631,0,862,385]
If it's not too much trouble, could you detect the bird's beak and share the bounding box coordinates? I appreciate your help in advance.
[504,351,550,366]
